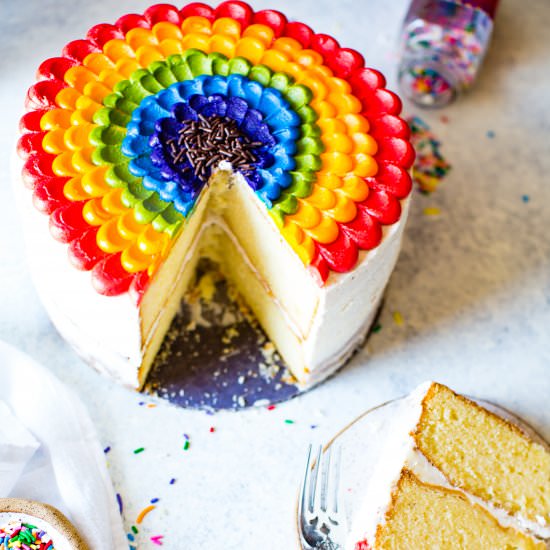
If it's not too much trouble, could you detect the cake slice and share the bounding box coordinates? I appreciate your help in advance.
[348,382,550,549]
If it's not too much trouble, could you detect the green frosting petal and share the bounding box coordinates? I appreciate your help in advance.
[248,65,272,86]
[285,84,313,110]
[228,56,252,76]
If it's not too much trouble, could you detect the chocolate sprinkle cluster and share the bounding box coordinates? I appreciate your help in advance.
[164,115,263,183]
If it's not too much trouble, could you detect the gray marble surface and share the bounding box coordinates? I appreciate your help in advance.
[1,0,549,548]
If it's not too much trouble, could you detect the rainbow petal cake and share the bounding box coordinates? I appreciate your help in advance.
[16,2,414,389]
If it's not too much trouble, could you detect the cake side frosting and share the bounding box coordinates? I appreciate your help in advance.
[17,1,414,303]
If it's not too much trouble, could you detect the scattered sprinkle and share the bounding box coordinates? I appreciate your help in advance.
[183,440,191,451]
[284,419,295,425]
[486,130,495,138]
[131,525,139,534]
[116,493,123,515]
[183,434,190,441]
[423,206,441,216]
[170,478,176,485]
[372,323,382,333]
[136,505,156,525]
[133,447,145,454]
[407,115,451,193]
[522,194,530,203]
[150,498,160,504]
[127,533,135,542]
[310,425,318,429]
[393,311,405,326]
[440,115,449,124]
[151,535,164,546]
[146,403,157,408]
[209,426,215,433]
[267,404,276,411]
[104,446,111,454]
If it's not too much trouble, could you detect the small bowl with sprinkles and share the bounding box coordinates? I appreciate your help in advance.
[0,499,89,550]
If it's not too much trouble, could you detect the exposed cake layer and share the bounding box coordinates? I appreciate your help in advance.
[375,470,545,549]
[347,382,550,548]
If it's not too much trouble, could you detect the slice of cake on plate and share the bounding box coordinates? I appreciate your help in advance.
[348,382,550,549]
[15,1,414,390]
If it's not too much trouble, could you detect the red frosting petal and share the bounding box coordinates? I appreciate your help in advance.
[368,165,412,199]
[144,4,182,25]
[36,57,76,82]
[308,248,330,285]
[310,33,340,61]
[25,80,66,110]
[369,114,411,140]
[318,231,359,273]
[32,176,69,215]
[68,227,108,270]
[375,137,415,168]
[22,153,57,188]
[61,39,100,62]
[180,2,215,21]
[92,253,134,296]
[362,88,402,116]
[49,202,89,243]
[349,67,386,94]
[115,13,150,33]
[129,270,151,305]
[86,23,124,48]
[360,189,401,225]
[330,48,365,79]
[284,21,314,48]
[252,9,287,37]
[341,206,383,250]
[215,1,253,28]
[20,110,47,134]
[17,132,45,160]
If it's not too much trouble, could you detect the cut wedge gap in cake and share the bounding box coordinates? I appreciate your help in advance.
[137,164,409,390]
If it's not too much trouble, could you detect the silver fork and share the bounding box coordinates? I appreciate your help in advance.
[299,444,346,549]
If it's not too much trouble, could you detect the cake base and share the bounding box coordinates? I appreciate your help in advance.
[144,260,382,411]
[294,395,550,548]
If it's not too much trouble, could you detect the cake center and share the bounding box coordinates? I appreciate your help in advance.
[150,95,276,199]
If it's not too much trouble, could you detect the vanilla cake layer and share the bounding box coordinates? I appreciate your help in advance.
[375,470,545,549]
[15,156,410,389]
[347,382,550,549]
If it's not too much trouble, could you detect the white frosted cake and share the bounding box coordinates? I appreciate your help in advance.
[16,2,414,389]
[347,382,550,549]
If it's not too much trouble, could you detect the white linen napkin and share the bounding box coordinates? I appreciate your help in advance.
[0,339,127,549]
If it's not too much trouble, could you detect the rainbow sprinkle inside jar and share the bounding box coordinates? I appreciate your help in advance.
[398,0,498,107]
[0,521,55,550]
